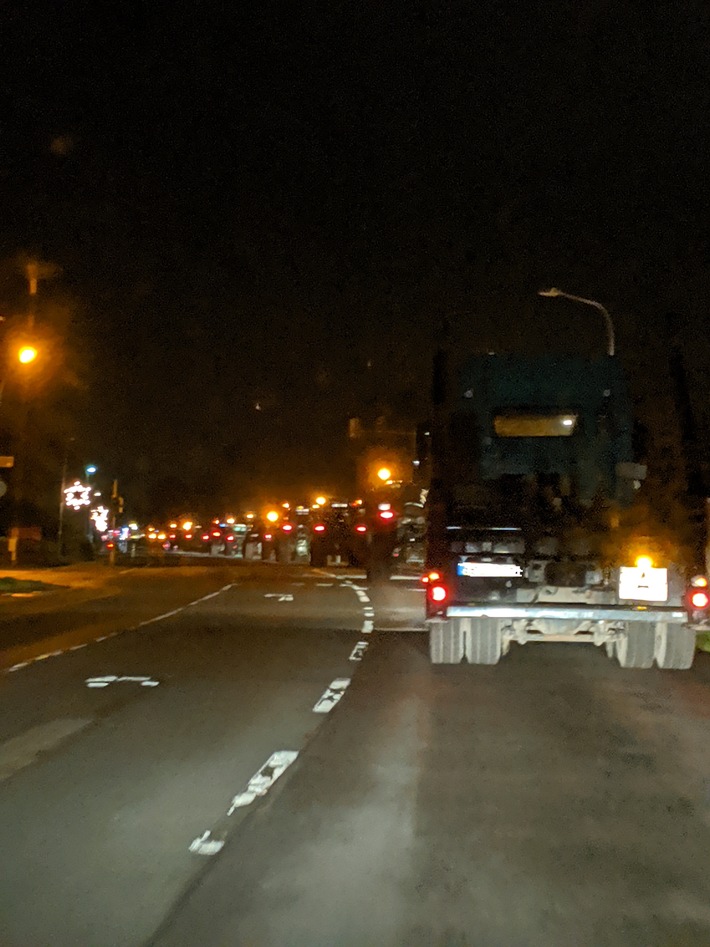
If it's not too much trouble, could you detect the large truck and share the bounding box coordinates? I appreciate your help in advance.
[420,350,710,669]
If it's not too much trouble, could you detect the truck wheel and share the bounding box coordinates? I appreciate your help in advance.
[616,621,655,669]
[466,618,503,665]
[655,624,696,670]
[429,621,465,664]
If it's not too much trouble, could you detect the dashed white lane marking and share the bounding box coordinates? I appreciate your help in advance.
[316,582,334,587]
[362,619,374,634]
[0,718,91,783]
[137,607,183,627]
[228,750,299,812]
[3,584,237,677]
[313,678,350,713]
[189,831,225,856]
[190,751,299,855]
[136,583,235,629]
[264,593,294,602]
[349,641,369,661]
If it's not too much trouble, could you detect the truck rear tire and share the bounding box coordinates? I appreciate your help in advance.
[655,624,696,670]
[429,621,465,664]
[616,621,655,669]
[466,618,503,665]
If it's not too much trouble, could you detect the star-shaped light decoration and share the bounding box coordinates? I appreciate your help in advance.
[64,480,92,510]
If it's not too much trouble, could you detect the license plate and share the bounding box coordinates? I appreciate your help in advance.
[457,561,523,578]
[618,566,668,602]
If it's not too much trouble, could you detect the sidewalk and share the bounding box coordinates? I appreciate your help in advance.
[0,562,120,618]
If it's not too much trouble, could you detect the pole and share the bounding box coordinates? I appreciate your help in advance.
[109,479,118,566]
[57,451,68,558]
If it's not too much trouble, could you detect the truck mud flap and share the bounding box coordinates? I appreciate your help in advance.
[429,621,465,664]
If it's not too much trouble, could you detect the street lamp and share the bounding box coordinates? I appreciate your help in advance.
[538,287,616,357]
[17,345,38,365]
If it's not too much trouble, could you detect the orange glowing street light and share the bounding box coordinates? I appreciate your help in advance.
[17,345,38,365]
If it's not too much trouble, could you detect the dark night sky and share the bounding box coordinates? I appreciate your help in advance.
[3,1,710,516]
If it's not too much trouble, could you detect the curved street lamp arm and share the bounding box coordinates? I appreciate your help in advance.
[538,289,615,356]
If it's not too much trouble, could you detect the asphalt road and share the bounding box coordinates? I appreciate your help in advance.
[2,563,710,946]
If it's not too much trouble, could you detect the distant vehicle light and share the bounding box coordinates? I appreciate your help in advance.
[202,533,210,541]
[169,533,176,539]
[157,532,166,540]
[422,570,441,584]
[182,521,193,531]
[264,533,273,541]
[355,524,367,533]
[691,575,709,588]
[315,496,327,507]
[282,523,293,532]
[106,541,115,550]
[379,510,395,521]
[266,510,279,523]
[691,590,710,609]
[184,533,193,540]
[314,524,326,533]
[225,534,235,542]
[212,530,221,537]
[429,584,447,603]
[226,517,235,524]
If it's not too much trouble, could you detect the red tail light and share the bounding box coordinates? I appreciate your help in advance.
[282,523,293,532]
[691,590,710,609]
[184,533,192,540]
[202,533,210,541]
[264,533,272,541]
[355,524,367,533]
[226,534,235,542]
[314,524,326,533]
[429,584,448,603]
[379,510,395,521]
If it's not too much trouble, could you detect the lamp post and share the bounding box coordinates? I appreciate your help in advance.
[538,287,616,357]
[7,343,41,564]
